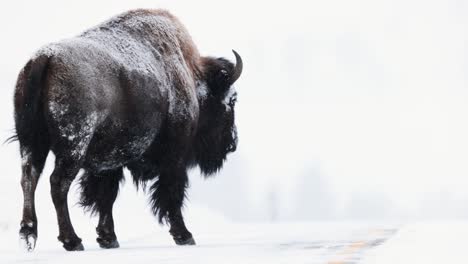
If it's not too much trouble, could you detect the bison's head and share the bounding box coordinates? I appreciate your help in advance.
[195,50,243,176]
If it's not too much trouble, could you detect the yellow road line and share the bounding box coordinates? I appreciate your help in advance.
[328,229,392,264]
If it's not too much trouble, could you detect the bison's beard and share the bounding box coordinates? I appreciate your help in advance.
[195,125,237,177]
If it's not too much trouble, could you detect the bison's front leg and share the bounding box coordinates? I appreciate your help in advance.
[150,166,195,246]
[168,207,196,246]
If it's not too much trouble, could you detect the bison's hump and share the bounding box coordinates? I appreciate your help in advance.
[31,8,199,79]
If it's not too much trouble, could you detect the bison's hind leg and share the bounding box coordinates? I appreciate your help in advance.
[79,168,124,249]
[49,156,85,251]
[19,144,49,252]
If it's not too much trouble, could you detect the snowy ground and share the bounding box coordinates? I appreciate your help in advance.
[0,219,397,264]
[0,194,398,264]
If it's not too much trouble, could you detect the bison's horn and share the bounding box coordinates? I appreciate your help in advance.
[231,50,243,84]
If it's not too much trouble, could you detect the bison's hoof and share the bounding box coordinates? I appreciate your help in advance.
[19,222,38,252]
[97,237,120,249]
[62,239,84,251]
[174,236,196,246]
[63,242,84,251]
[19,232,37,252]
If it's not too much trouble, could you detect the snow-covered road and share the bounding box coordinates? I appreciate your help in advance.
[4,210,467,264]
[0,218,397,264]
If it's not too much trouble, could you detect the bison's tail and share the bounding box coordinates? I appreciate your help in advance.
[12,54,51,172]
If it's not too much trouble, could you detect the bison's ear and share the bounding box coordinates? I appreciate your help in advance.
[202,50,243,97]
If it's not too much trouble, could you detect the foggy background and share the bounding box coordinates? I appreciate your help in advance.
[1,0,468,226]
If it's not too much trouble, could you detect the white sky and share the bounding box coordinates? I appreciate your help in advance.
[1,0,468,222]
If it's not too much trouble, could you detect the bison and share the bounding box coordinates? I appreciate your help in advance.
[13,9,242,251]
